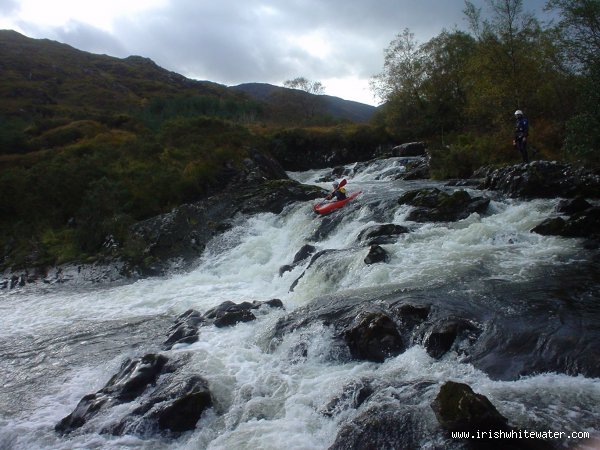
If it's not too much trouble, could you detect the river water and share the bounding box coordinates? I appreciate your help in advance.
[1,158,599,449]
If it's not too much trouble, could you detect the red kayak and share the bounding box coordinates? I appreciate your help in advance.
[313,191,362,215]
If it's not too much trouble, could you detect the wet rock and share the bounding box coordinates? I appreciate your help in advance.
[531,207,600,239]
[164,310,205,349]
[278,264,294,276]
[261,298,284,309]
[329,382,436,450]
[272,267,600,380]
[289,249,334,292]
[481,161,600,199]
[329,404,424,450]
[425,319,480,359]
[357,224,409,244]
[279,244,317,276]
[401,157,431,180]
[392,304,431,330]
[55,354,169,434]
[343,312,404,362]
[292,244,317,264]
[399,188,490,222]
[556,196,591,214]
[133,376,212,434]
[164,300,284,349]
[213,309,256,327]
[321,379,373,417]
[364,245,390,265]
[129,179,324,277]
[391,142,427,157]
[431,381,509,433]
[204,299,284,328]
[57,353,214,437]
[431,381,552,449]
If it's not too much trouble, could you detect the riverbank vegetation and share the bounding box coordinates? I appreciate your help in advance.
[371,0,600,177]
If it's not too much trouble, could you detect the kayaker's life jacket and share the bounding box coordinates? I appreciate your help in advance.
[333,187,347,200]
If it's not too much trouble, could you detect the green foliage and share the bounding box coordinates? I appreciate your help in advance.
[284,77,325,95]
[268,124,392,170]
[429,132,517,179]
[371,0,598,169]
[0,114,261,269]
[0,117,30,154]
[564,113,600,164]
[133,95,264,130]
[546,1,600,164]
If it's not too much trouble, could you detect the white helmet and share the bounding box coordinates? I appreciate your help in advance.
[514,110,523,116]
[332,181,339,188]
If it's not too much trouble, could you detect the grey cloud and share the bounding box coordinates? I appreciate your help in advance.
[0,0,19,15]
[5,0,553,101]
[111,0,457,85]
[52,22,129,57]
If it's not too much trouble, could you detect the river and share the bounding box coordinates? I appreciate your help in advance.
[1,157,599,449]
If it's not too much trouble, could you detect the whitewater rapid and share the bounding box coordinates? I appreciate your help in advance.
[1,158,598,449]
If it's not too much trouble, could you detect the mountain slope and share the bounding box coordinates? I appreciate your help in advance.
[0,30,240,119]
[230,83,377,123]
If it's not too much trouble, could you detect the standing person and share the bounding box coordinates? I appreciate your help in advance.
[326,180,347,201]
[513,110,529,163]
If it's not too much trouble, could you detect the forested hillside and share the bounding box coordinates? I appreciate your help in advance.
[1,0,599,272]
[0,30,385,271]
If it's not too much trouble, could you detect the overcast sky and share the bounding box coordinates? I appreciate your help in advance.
[1,0,551,105]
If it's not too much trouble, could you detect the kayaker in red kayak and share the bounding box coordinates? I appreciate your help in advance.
[313,179,361,215]
[326,180,347,201]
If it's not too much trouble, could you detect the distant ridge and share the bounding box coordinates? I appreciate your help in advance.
[0,30,376,124]
[0,30,239,118]
[230,82,377,123]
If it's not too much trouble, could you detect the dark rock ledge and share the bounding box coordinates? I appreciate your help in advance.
[480,161,600,200]
[56,299,285,438]
[55,353,213,437]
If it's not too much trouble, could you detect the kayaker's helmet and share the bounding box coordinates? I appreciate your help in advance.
[332,181,339,188]
[514,110,523,117]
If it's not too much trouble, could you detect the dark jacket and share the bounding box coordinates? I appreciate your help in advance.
[329,187,347,201]
[515,116,529,140]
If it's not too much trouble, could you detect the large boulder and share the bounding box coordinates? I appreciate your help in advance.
[399,188,490,222]
[391,142,427,157]
[55,353,213,437]
[431,381,509,432]
[271,271,600,380]
[531,207,600,240]
[357,224,409,245]
[481,161,600,199]
[431,381,552,449]
[364,244,390,265]
[328,381,435,450]
[343,312,405,362]
[424,318,481,359]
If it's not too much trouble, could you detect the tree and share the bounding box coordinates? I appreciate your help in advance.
[370,29,424,103]
[546,0,600,163]
[370,28,477,141]
[419,30,477,142]
[546,0,600,70]
[463,0,543,126]
[283,77,325,96]
[370,29,428,139]
[277,76,326,122]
